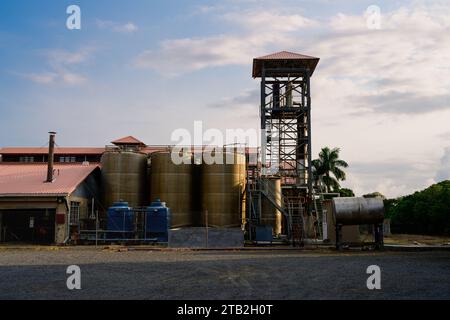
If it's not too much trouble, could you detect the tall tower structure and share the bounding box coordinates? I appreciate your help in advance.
[253,51,319,216]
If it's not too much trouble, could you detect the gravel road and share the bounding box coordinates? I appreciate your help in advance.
[0,248,449,300]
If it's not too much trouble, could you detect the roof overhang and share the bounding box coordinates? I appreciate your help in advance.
[252,52,320,78]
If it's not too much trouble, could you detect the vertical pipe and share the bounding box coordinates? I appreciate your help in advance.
[260,67,267,176]
[286,82,293,108]
[95,210,98,247]
[272,83,280,109]
[205,209,208,248]
[306,71,313,215]
[46,132,56,182]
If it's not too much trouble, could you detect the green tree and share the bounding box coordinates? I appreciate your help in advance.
[339,188,355,197]
[312,147,349,193]
[363,192,386,199]
[387,180,450,235]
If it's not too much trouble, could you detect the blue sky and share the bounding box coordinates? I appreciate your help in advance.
[1,0,450,197]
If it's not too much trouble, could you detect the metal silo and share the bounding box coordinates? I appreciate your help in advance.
[261,177,283,235]
[150,151,193,227]
[101,151,147,210]
[201,149,246,228]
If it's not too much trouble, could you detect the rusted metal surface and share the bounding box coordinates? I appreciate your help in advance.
[149,152,193,228]
[201,151,246,228]
[101,151,147,209]
[332,197,384,225]
[261,177,283,235]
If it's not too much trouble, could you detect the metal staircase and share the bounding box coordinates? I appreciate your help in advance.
[248,174,307,245]
[285,196,305,246]
[312,194,325,240]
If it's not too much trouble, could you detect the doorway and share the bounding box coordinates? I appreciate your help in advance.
[0,209,56,244]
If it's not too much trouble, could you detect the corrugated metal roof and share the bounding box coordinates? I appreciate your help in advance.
[0,147,105,155]
[111,136,145,145]
[0,163,99,197]
[255,51,318,60]
[252,51,320,78]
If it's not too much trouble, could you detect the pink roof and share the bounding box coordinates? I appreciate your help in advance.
[0,147,105,155]
[0,164,99,197]
[111,136,145,145]
[255,51,318,60]
[252,51,320,78]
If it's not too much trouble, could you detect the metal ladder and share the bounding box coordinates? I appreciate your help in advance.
[285,196,305,246]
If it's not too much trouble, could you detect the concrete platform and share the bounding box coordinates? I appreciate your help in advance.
[168,227,244,248]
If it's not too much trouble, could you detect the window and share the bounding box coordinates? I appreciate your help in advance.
[60,156,77,163]
[19,156,34,162]
[70,201,80,226]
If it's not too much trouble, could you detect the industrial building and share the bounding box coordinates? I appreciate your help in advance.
[0,163,100,244]
[0,51,384,248]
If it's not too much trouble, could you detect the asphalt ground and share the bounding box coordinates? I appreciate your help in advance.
[0,248,449,300]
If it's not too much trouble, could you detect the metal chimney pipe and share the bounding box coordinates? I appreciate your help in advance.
[46,131,56,182]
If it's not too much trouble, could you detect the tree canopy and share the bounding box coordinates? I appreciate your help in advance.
[312,147,349,193]
[386,180,450,235]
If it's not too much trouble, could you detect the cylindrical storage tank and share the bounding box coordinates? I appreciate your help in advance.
[150,151,192,228]
[261,177,283,235]
[101,151,147,209]
[332,197,384,225]
[201,150,246,228]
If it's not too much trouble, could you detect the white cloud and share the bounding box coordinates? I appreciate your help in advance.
[114,22,138,33]
[45,48,92,66]
[134,10,317,75]
[135,35,267,75]
[21,72,58,85]
[223,10,318,32]
[60,72,87,85]
[209,88,258,109]
[436,147,450,182]
[20,48,94,86]
[96,20,139,33]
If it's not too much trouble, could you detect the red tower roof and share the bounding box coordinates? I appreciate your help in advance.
[111,136,146,146]
[252,51,320,78]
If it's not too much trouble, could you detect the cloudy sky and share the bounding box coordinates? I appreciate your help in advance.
[0,0,449,198]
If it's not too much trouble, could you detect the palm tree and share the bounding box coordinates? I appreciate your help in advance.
[312,147,349,193]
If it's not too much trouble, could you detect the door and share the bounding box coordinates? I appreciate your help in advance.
[0,209,56,244]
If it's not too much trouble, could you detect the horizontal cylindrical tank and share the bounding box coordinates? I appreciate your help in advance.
[332,197,384,225]
[201,150,246,228]
[261,177,283,235]
[101,151,147,209]
[150,151,192,228]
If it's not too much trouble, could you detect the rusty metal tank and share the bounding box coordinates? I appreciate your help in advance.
[201,149,246,228]
[150,151,193,228]
[261,177,283,235]
[101,151,147,210]
[332,197,384,225]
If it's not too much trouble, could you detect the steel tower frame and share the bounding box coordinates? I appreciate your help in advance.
[260,67,313,198]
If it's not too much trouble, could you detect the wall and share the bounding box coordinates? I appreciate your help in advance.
[54,202,68,244]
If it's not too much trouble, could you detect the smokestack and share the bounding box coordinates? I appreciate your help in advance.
[286,82,293,108]
[46,131,56,183]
